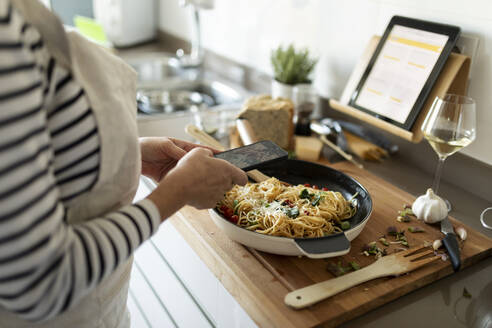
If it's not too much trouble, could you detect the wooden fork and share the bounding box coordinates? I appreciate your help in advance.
[284,246,441,309]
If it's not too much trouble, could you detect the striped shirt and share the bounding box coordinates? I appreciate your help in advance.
[0,1,160,322]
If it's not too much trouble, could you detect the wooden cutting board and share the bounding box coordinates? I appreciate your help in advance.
[170,161,492,328]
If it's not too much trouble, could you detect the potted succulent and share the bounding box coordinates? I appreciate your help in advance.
[270,44,318,100]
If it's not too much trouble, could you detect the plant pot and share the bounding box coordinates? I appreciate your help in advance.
[271,80,294,100]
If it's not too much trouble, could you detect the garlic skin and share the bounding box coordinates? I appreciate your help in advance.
[433,239,442,250]
[412,188,448,224]
[456,227,467,241]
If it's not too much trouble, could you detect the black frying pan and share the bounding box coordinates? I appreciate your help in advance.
[210,159,373,258]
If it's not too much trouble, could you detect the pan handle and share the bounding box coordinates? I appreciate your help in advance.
[294,234,350,259]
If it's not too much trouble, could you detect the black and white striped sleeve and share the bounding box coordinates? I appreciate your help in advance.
[0,1,161,322]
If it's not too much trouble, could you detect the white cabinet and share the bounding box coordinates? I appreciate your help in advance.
[130,177,257,328]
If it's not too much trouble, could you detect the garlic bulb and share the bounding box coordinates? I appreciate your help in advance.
[412,188,448,223]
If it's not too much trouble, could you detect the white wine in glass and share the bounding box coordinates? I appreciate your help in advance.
[424,128,474,158]
[421,94,476,206]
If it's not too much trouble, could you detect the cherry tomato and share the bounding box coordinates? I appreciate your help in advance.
[322,187,329,191]
[230,215,239,224]
[313,185,318,190]
[224,207,234,218]
[304,183,311,187]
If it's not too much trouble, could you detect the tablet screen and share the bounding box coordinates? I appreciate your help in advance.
[354,25,449,124]
[349,16,460,130]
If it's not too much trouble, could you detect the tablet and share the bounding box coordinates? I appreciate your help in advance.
[349,16,460,130]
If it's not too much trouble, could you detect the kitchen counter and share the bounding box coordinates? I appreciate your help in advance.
[332,157,492,328]
[117,39,492,327]
[168,155,492,328]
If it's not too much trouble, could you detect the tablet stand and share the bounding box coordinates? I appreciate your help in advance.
[329,35,471,143]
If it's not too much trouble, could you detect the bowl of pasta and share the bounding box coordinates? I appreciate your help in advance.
[209,159,372,258]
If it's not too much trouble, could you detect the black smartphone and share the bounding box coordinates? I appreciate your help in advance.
[214,140,288,171]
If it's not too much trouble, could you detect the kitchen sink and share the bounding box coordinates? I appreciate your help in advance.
[124,52,248,116]
[122,52,250,141]
[126,53,181,82]
[136,79,244,115]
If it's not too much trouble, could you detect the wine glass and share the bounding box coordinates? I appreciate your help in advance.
[421,94,476,208]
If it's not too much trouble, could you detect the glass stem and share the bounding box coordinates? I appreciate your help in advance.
[432,156,446,194]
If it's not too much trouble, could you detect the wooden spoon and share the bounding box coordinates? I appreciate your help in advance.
[285,245,440,309]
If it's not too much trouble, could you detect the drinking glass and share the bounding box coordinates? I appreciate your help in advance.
[192,105,238,146]
[421,94,476,207]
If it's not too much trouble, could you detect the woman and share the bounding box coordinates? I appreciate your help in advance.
[0,0,248,327]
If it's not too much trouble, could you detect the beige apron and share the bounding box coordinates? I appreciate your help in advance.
[1,1,142,327]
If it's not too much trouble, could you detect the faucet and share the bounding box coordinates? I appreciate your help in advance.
[173,0,214,68]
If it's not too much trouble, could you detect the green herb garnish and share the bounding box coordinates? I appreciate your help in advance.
[327,260,361,277]
[379,237,389,246]
[300,189,311,199]
[349,261,360,271]
[284,207,299,218]
[463,287,472,299]
[408,226,425,233]
[387,226,398,236]
[327,261,347,277]
[340,221,351,230]
[399,208,415,217]
[397,215,411,223]
[311,194,323,206]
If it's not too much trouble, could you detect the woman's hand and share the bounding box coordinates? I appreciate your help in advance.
[147,147,248,218]
[139,137,219,182]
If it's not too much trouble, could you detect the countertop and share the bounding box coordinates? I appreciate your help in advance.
[334,156,492,328]
[115,40,492,327]
[169,154,492,328]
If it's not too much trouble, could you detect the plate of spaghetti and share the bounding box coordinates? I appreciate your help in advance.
[209,159,372,258]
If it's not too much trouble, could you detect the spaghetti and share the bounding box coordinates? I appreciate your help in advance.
[216,177,357,238]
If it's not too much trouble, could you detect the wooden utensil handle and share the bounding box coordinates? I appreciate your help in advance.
[319,135,364,169]
[245,169,270,182]
[284,264,386,309]
[236,118,258,145]
[185,124,226,151]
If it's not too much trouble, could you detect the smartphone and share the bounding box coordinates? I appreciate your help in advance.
[214,140,288,171]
